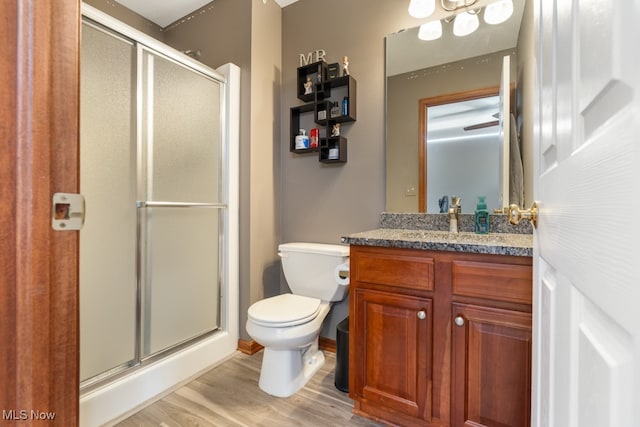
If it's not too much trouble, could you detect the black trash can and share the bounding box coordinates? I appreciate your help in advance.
[335,316,349,392]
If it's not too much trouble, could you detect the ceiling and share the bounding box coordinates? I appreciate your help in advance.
[116,0,299,28]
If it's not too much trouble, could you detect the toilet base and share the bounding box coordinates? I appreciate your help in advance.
[258,339,325,397]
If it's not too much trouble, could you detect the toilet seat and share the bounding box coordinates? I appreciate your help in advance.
[248,294,321,327]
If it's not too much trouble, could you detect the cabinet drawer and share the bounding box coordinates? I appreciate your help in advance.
[354,251,434,291]
[452,261,532,304]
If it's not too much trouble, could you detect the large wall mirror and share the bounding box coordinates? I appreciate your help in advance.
[385,0,533,214]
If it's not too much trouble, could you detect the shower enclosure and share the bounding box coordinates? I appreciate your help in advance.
[79,5,239,425]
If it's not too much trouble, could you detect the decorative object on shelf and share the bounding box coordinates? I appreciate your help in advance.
[331,123,341,137]
[328,146,339,160]
[342,56,350,76]
[303,77,313,95]
[299,49,327,66]
[342,97,349,116]
[310,128,319,149]
[295,129,309,150]
[330,102,341,118]
[327,63,339,79]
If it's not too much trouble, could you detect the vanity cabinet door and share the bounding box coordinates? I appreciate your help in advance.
[351,288,432,424]
[451,303,532,427]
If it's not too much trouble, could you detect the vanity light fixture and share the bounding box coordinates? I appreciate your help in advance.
[409,0,436,19]
[453,10,480,36]
[413,0,515,40]
[484,0,514,24]
[440,0,479,13]
[418,20,443,40]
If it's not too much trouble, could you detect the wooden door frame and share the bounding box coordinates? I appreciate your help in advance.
[418,86,500,212]
[1,1,80,424]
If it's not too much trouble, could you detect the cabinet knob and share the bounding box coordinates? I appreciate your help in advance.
[454,316,465,327]
[417,310,426,320]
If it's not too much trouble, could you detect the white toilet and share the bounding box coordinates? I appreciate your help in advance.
[246,242,350,397]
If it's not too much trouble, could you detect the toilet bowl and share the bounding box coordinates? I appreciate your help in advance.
[246,242,350,397]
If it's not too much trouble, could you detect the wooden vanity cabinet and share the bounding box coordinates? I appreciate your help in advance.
[349,245,532,427]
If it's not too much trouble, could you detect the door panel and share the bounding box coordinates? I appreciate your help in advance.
[142,49,222,204]
[139,48,224,357]
[452,303,531,427]
[534,0,640,426]
[80,22,137,381]
[352,288,431,420]
[575,289,633,427]
[142,207,220,356]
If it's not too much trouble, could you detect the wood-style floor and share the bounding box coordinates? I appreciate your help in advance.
[115,350,383,427]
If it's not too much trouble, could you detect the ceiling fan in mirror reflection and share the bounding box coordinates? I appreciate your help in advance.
[409,0,514,40]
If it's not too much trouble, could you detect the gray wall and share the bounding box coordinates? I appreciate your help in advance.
[280,0,417,338]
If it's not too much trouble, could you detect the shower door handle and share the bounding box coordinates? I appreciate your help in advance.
[136,201,227,209]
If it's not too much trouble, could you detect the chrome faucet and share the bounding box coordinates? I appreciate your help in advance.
[448,196,461,234]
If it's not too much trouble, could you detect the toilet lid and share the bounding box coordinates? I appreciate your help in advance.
[248,294,321,327]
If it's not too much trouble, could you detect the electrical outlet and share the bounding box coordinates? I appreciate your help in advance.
[405,185,417,197]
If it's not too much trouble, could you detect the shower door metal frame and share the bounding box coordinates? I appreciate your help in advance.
[136,42,227,362]
[80,7,230,391]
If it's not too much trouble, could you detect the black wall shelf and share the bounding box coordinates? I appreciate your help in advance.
[291,62,356,164]
[297,61,327,103]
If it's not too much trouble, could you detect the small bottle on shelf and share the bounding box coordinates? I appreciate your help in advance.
[330,102,341,118]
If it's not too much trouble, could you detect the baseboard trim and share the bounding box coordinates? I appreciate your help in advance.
[237,338,337,355]
[237,339,263,355]
[319,337,336,353]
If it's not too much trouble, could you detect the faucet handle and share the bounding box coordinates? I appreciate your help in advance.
[451,196,461,209]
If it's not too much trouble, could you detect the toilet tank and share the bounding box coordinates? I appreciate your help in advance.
[278,242,350,302]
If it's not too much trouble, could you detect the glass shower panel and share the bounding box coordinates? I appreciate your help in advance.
[140,50,223,357]
[80,22,137,381]
[142,208,220,355]
[144,51,222,203]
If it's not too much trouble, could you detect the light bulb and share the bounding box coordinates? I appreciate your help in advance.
[453,11,479,37]
[418,20,442,41]
[408,0,435,19]
[484,0,514,25]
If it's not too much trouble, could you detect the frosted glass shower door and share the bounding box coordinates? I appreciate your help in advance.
[80,22,137,381]
[139,49,224,357]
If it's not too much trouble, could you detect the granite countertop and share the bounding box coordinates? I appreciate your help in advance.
[341,213,533,256]
[341,228,532,257]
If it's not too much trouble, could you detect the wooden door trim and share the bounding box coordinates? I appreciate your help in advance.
[418,86,500,212]
[0,1,80,424]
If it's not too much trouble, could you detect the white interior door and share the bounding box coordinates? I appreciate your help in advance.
[532,1,640,426]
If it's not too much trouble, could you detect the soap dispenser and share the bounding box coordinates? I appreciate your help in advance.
[475,196,490,234]
[295,129,309,150]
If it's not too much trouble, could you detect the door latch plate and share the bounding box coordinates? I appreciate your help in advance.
[52,193,85,231]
